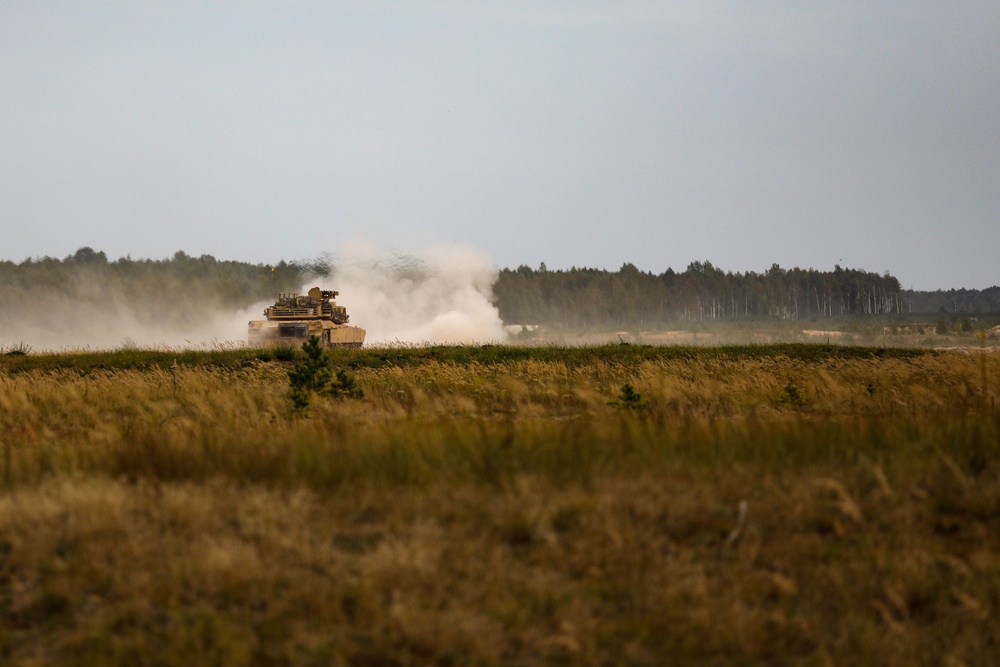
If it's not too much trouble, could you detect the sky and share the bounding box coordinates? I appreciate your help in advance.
[2,1,998,290]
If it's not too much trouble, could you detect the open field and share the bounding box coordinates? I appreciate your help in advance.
[1,344,998,665]
[504,316,1000,348]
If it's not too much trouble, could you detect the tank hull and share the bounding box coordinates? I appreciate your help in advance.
[249,287,365,348]
[248,319,366,348]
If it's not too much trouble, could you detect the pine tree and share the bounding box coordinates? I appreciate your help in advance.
[287,335,363,412]
[287,336,332,412]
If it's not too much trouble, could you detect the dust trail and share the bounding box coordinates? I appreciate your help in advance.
[0,264,293,352]
[0,246,505,351]
[316,244,506,345]
[0,294,256,352]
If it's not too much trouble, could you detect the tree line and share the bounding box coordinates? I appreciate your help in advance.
[2,249,996,333]
[904,287,1000,315]
[494,262,911,328]
[0,248,320,329]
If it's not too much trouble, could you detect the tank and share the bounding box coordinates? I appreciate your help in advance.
[248,287,366,348]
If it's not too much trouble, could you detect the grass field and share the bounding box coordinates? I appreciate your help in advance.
[0,343,998,665]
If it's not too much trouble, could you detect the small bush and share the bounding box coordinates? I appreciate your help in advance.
[288,336,364,412]
[288,337,332,412]
[3,342,32,356]
[273,344,297,361]
[779,383,807,407]
[329,369,364,400]
[609,383,646,409]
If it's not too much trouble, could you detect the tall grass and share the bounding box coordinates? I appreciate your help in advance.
[0,347,997,665]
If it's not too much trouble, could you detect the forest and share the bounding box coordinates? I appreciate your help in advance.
[0,248,319,328]
[905,286,1000,315]
[494,261,910,327]
[1,249,998,333]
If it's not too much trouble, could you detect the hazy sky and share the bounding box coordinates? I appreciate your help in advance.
[2,1,998,289]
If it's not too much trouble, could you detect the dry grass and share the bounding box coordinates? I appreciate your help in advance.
[0,347,998,665]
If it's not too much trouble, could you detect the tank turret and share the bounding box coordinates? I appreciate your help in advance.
[248,287,366,348]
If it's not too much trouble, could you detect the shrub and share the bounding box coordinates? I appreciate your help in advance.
[329,368,364,400]
[288,337,332,411]
[273,344,297,361]
[3,342,32,356]
[609,383,645,409]
[779,382,807,407]
[288,336,363,412]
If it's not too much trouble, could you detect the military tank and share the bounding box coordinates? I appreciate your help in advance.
[248,287,365,348]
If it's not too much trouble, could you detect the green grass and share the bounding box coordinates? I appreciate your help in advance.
[0,342,935,375]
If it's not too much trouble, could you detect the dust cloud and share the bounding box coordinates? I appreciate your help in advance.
[0,245,506,351]
[317,244,507,345]
[0,292,256,352]
[0,265,280,352]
